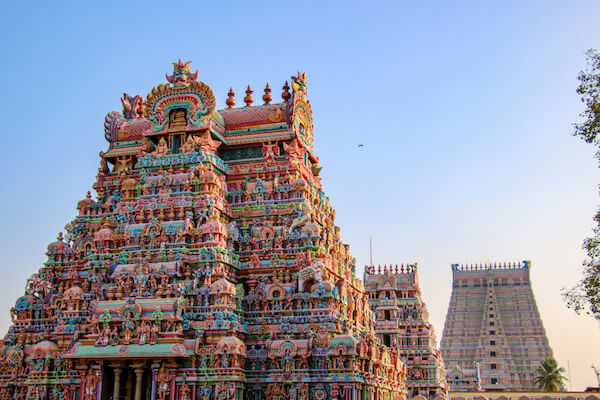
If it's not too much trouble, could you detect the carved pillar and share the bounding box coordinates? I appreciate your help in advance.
[94,366,103,400]
[112,367,122,400]
[151,361,160,400]
[134,367,145,400]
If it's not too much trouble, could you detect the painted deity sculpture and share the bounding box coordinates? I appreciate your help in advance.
[0,62,406,400]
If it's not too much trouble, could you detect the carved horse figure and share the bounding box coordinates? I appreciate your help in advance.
[288,203,312,234]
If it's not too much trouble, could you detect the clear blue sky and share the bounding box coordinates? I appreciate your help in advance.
[1,0,599,390]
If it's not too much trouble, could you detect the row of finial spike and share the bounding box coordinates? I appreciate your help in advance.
[365,264,417,274]
[455,262,523,271]
[226,82,291,109]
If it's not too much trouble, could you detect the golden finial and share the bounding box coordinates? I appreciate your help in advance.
[244,85,254,107]
[282,81,291,101]
[226,87,235,109]
[57,232,64,242]
[263,83,272,104]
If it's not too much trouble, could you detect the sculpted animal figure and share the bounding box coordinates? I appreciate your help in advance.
[288,203,312,234]
[120,93,145,119]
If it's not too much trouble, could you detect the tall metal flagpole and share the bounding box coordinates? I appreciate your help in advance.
[567,360,572,391]
[370,237,373,267]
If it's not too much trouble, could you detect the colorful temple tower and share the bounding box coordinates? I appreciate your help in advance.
[0,62,406,400]
[440,262,553,392]
[364,264,447,399]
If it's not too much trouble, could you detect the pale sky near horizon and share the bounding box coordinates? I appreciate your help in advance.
[1,0,599,391]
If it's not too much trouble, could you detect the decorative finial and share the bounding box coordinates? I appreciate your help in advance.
[226,88,236,109]
[282,81,291,101]
[244,85,254,107]
[263,83,272,104]
[57,232,64,242]
[166,59,198,87]
[291,71,307,92]
[86,191,91,199]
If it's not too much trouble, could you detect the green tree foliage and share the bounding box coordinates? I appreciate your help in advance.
[533,358,567,392]
[564,49,600,320]
[574,49,600,145]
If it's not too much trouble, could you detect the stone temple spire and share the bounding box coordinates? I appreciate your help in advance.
[441,261,553,391]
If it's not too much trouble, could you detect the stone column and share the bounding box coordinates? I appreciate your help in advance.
[151,361,161,400]
[96,367,103,400]
[112,367,122,400]
[134,367,145,400]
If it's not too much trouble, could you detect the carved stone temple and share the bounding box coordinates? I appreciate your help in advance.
[440,262,553,391]
[364,264,447,399]
[0,61,407,400]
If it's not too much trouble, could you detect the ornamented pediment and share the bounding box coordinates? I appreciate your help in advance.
[144,60,223,134]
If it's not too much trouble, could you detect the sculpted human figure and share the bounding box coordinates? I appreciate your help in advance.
[331,384,340,400]
[150,321,160,344]
[179,382,191,400]
[138,322,150,345]
[89,314,100,335]
[152,137,170,156]
[110,327,119,345]
[62,385,70,400]
[156,364,172,400]
[262,141,280,162]
[226,383,235,400]
[282,348,293,373]
[311,325,330,349]
[83,369,98,400]
[122,316,136,344]
[181,135,197,154]
[200,385,212,400]
[95,326,111,346]
[194,331,204,354]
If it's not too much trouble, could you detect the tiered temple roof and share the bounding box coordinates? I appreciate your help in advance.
[0,61,406,400]
[440,261,553,391]
[365,264,447,399]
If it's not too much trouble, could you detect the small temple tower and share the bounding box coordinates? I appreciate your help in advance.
[0,62,406,400]
[364,264,447,399]
[440,261,554,391]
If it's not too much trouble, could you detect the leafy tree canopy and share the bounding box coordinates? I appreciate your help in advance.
[533,358,567,392]
[574,49,600,146]
[564,49,600,320]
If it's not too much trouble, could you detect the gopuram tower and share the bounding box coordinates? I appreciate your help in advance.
[440,262,553,391]
[0,62,406,400]
[364,264,447,399]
